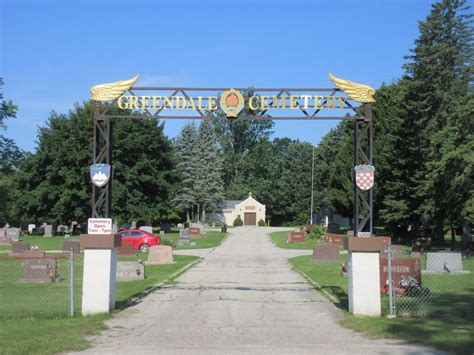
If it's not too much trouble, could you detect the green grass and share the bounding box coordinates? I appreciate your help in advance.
[20,235,81,251]
[289,255,474,353]
[0,254,200,354]
[269,231,324,249]
[162,231,227,249]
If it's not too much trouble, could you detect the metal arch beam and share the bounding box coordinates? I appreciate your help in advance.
[92,104,113,218]
[353,104,373,236]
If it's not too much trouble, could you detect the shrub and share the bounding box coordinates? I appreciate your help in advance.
[308,225,325,240]
[233,215,243,226]
[258,219,266,226]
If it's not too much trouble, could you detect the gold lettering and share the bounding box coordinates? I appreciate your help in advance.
[175,96,186,109]
[207,96,218,110]
[271,96,281,109]
[163,97,174,109]
[117,96,128,109]
[290,96,299,109]
[326,95,336,109]
[128,96,139,110]
[314,96,324,109]
[141,96,150,109]
[187,97,197,110]
[336,96,346,109]
[260,96,270,109]
[151,96,162,109]
[197,97,204,110]
[249,96,259,110]
[301,95,311,109]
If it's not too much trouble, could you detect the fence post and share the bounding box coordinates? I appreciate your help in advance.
[69,248,74,317]
[387,244,396,317]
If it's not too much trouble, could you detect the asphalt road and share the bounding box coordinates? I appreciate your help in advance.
[78,226,440,354]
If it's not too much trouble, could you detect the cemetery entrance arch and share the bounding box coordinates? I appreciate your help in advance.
[90,73,375,236]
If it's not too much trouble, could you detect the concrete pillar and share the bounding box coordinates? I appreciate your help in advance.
[348,251,381,316]
[80,234,121,315]
[82,248,117,315]
[344,237,384,317]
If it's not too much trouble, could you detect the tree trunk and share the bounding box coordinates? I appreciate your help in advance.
[451,227,456,246]
[186,210,190,223]
[202,207,206,223]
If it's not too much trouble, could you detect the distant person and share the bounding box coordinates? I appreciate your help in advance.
[461,223,471,259]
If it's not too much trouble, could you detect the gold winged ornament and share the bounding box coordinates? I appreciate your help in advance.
[328,72,375,103]
[90,74,140,102]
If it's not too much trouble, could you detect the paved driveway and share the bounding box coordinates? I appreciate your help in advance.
[78,226,440,354]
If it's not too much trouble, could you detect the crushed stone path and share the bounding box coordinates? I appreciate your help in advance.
[76,226,441,354]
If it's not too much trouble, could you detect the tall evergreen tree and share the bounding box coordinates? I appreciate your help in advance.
[403,0,473,239]
[172,122,198,221]
[193,120,224,221]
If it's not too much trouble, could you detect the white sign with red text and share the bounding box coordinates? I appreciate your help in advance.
[88,218,112,235]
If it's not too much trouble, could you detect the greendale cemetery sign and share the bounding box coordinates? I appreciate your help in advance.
[90,72,376,118]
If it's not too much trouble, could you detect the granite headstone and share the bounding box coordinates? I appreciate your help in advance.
[147,245,174,264]
[116,261,145,281]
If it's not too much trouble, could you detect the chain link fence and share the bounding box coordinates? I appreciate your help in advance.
[385,246,473,319]
[0,251,78,319]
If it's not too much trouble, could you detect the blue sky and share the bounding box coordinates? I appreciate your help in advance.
[2,0,435,152]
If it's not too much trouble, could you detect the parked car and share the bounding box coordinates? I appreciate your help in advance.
[116,229,160,252]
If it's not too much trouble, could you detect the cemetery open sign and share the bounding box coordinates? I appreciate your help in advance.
[88,218,112,235]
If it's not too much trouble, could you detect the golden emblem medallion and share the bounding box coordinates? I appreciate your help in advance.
[220,89,244,118]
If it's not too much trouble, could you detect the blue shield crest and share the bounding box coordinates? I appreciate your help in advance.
[90,164,111,187]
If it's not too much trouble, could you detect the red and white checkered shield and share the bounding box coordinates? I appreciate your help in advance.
[354,165,375,191]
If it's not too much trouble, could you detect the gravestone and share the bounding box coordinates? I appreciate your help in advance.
[380,245,402,259]
[131,221,137,229]
[22,259,58,282]
[312,244,340,262]
[6,228,20,242]
[28,224,36,234]
[117,241,135,256]
[63,240,80,255]
[190,223,204,234]
[57,225,68,234]
[23,249,46,258]
[112,222,118,233]
[0,236,10,244]
[178,228,190,246]
[116,261,145,281]
[12,242,29,254]
[426,252,464,273]
[189,227,201,237]
[379,258,421,288]
[177,223,183,229]
[0,228,5,237]
[139,226,153,234]
[43,225,53,238]
[147,245,174,264]
[287,231,306,244]
[325,234,345,248]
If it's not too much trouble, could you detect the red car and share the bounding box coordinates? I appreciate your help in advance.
[116,229,160,252]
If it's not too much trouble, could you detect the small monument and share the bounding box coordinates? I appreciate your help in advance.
[146,245,174,264]
[312,244,340,262]
[116,261,144,281]
[43,225,53,238]
[178,228,191,245]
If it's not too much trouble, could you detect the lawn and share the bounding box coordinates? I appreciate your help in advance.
[269,231,324,249]
[162,231,227,249]
[0,254,200,354]
[289,255,474,353]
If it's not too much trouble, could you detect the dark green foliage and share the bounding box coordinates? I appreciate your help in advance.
[0,78,18,128]
[233,215,243,226]
[14,102,176,225]
[258,219,266,226]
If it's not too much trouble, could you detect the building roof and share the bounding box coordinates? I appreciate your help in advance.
[223,200,243,209]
